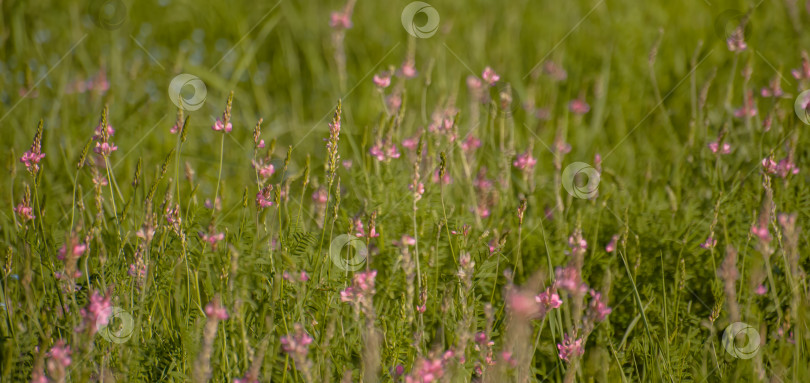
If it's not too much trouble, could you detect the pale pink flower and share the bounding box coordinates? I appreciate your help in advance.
[733,91,757,118]
[340,270,377,304]
[401,235,416,246]
[58,242,87,260]
[329,11,352,29]
[751,224,771,243]
[513,151,537,171]
[726,26,747,52]
[402,136,419,151]
[588,289,612,322]
[342,160,353,168]
[535,287,563,312]
[212,119,232,133]
[373,73,391,88]
[543,61,568,81]
[755,284,767,295]
[699,236,717,249]
[408,182,425,196]
[281,323,314,365]
[405,356,445,383]
[400,61,418,78]
[20,150,46,173]
[46,340,72,380]
[507,290,541,319]
[554,266,588,295]
[461,135,481,152]
[482,67,500,86]
[432,168,451,184]
[791,51,810,80]
[569,98,590,115]
[252,160,275,179]
[199,231,225,249]
[386,93,402,111]
[605,234,619,253]
[557,333,584,362]
[94,142,118,156]
[708,141,731,154]
[312,187,328,206]
[760,75,784,98]
[75,291,112,335]
[466,75,483,91]
[256,187,274,209]
[93,123,115,140]
[14,203,34,221]
[205,300,229,320]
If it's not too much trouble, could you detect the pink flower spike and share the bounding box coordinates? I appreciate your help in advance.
[482,67,500,86]
[373,73,391,88]
[605,234,619,253]
[205,300,229,320]
[513,150,537,171]
[569,98,590,115]
[708,141,731,154]
[699,236,717,249]
[588,289,612,322]
[535,287,562,311]
[754,284,767,295]
[557,333,585,362]
[212,119,233,133]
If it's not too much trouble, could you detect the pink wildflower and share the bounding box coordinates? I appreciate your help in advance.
[554,266,588,295]
[211,119,232,133]
[605,234,619,253]
[256,185,274,209]
[481,67,500,86]
[461,135,481,152]
[205,299,229,320]
[557,333,584,362]
[708,141,731,154]
[588,289,612,322]
[76,291,112,335]
[513,150,537,171]
[431,168,451,184]
[373,73,391,88]
[14,203,35,222]
[699,236,717,249]
[569,98,590,115]
[535,287,563,312]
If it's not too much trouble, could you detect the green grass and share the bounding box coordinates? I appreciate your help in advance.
[0,0,808,381]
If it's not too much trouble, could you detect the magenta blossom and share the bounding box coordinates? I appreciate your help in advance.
[557,333,584,362]
[569,98,590,115]
[481,67,500,86]
[75,291,112,335]
[373,73,391,88]
[205,300,229,320]
[588,289,612,322]
[605,234,619,253]
[535,287,563,312]
[513,151,537,171]
[699,236,717,249]
[212,119,232,133]
[708,141,731,154]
